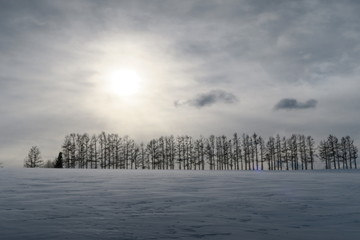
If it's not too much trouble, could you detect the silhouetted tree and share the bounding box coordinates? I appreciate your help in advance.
[289,134,298,170]
[306,136,315,170]
[266,137,276,170]
[243,134,251,170]
[319,140,331,169]
[24,146,43,168]
[328,135,339,169]
[259,136,265,170]
[139,142,147,169]
[282,137,289,170]
[167,136,176,170]
[147,139,159,169]
[57,132,357,171]
[194,136,205,170]
[275,134,282,170]
[176,136,184,170]
[206,135,216,170]
[345,136,358,169]
[89,135,98,169]
[54,152,63,168]
[232,133,241,170]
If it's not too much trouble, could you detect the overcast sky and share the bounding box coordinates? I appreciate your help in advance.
[1,0,360,167]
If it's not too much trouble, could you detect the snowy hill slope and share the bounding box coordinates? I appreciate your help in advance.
[0,169,359,240]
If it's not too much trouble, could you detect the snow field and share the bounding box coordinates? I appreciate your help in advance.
[0,169,359,239]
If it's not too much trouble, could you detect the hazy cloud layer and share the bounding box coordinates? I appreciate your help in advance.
[175,90,238,108]
[275,98,317,110]
[1,0,360,166]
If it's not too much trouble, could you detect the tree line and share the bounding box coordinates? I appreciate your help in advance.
[24,133,358,170]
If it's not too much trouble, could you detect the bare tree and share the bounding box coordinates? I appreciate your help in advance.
[232,133,240,170]
[147,139,159,169]
[176,136,184,170]
[57,132,357,171]
[206,135,216,170]
[282,137,289,170]
[306,136,315,170]
[319,140,331,169]
[289,135,298,170]
[275,134,282,170]
[24,146,43,168]
[167,135,176,170]
[259,136,265,170]
[346,136,358,169]
[266,137,276,170]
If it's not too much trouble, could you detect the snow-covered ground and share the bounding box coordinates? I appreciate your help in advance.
[0,169,359,240]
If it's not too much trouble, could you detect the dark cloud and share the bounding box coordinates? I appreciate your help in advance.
[275,98,317,110]
[175,90,238,108]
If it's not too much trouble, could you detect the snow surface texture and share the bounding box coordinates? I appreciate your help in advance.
[0,169,359,240]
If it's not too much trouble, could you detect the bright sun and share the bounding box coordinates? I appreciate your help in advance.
[107,69,141,96]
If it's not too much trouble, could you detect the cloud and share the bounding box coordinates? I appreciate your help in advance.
[1,0,360,166]
[175,90,238,108]
[274,98,317,110]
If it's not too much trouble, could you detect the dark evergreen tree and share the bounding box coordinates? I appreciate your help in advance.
[54,152,63,168]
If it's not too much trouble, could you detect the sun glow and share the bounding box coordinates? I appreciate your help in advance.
[107,69,141,96]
